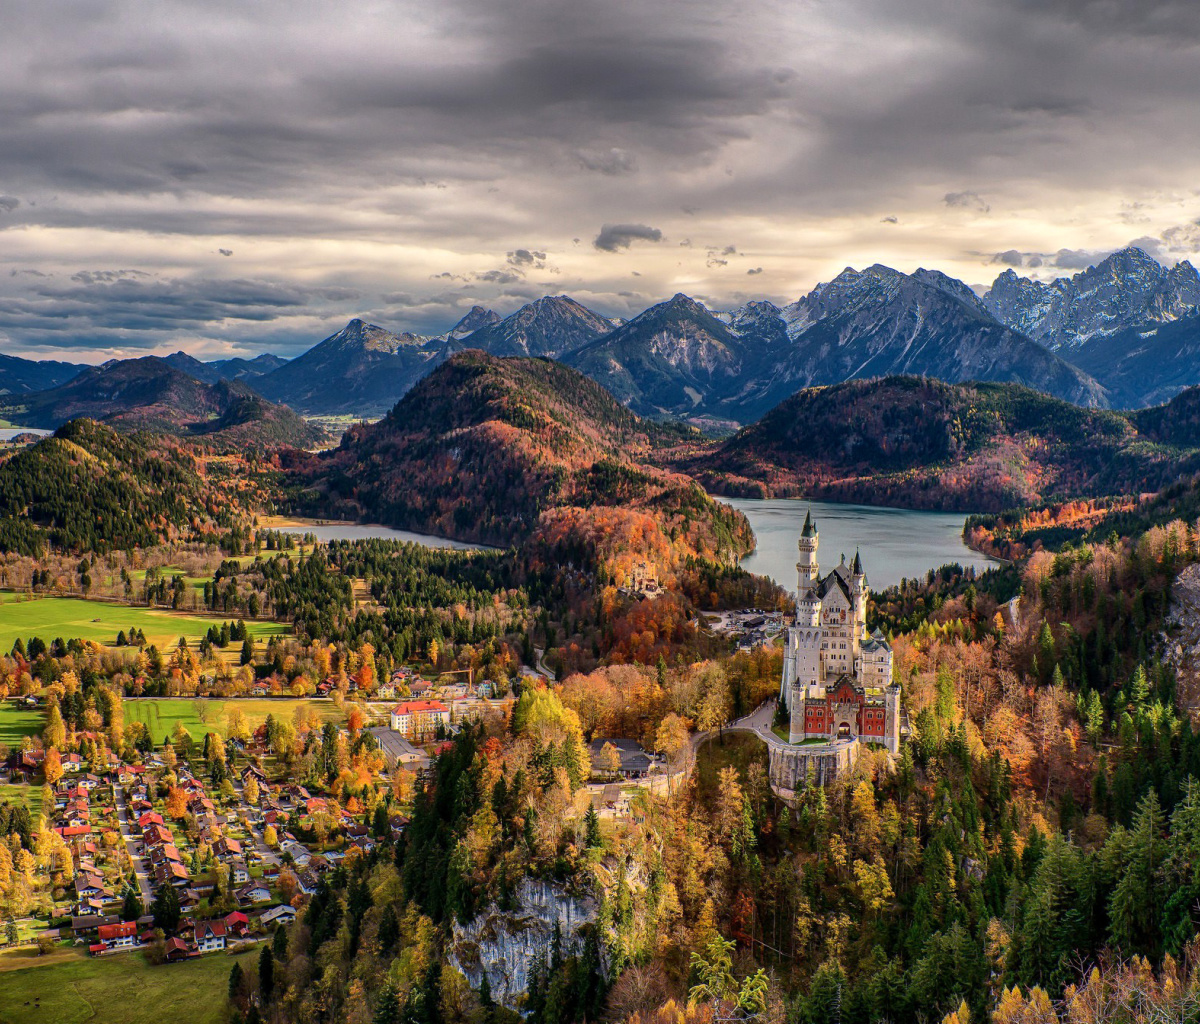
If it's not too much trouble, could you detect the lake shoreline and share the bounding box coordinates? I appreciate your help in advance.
[722,495,1002,591]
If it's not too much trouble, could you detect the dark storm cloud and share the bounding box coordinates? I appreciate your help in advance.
[576,148,638,175]
[0,197,19,213]
[594,224,664,252]
[0,271,364,353]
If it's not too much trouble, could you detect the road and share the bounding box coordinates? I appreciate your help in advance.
[114,785,153,907]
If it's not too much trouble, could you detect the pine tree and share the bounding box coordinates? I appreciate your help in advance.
[121,886,143,922]
[228,962,244,1001]
[258,944,275,1002]
[272,922,288,960]
[584,806,601,849]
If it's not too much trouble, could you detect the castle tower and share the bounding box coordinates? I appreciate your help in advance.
[796,510,819,596]
[850,548,867,627]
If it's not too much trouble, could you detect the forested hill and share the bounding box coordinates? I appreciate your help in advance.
[292,350,754,574]
[0,355,326,451]
[662,376,1200,512]
[0,420,257,555]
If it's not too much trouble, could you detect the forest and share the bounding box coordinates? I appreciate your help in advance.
[207,478,1200,1024]
[664,376,1200,513]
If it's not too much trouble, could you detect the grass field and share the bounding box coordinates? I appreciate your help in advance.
[0,784,43,818]
[0,595,289,650]
[124,696,341,741]
[0,702,43,748]
[0,947,236,1024]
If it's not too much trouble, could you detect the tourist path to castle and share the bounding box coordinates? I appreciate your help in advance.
[727,699,788,748]
[691,699,786,758]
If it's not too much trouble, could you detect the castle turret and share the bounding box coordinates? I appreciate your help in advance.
[796,583,820,627]
[850,548,867,627]
[796,510,819,594]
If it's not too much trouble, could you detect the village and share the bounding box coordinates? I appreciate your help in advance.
[0,662,675,963]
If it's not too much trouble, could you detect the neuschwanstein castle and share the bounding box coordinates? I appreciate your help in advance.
[778,512,901,753]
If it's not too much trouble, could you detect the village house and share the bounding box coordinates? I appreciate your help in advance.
[258,904,297,928]
[234,881,272,907]
[91,920,138,954]
[195,919,227,953]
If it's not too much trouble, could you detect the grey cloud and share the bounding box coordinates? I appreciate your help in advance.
[0,197,19,213]
[991,249,1025,266]
[70,269,151,285]
[475,269,524,284]
[747,267,763,275]
[1051,247,1103,269]
[880,216,898,224]
[577,148,637,175]
[985,246,1120,271]
[507,248,547,268]
[944,191,991,213]
[594,223,663,252]
[219,248,233,256]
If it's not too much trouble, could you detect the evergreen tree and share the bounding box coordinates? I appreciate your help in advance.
[121,886,143,922]
[228,962,244,1001]
[258,944,275,1002]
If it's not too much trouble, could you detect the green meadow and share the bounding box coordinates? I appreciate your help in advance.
[0,947,234,1024]
[0,701,43,748]
[123,696,340,742]
[0,595,289,650]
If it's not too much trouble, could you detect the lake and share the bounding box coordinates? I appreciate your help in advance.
[722,497,998,592]
[0,427,52,441]
[267,518,496,551]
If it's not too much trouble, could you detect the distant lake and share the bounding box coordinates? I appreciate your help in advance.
[268,519,496,551]
[722,497,998,592]
[0,427,51,441]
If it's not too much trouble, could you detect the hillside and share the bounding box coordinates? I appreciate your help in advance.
[1069,311,1200,408]
[163,350,288,385]
[664,376,1200,512]
[292,350,754,574]
[0,419,252,555]
[0,352,84,395]
[0,357,324,450]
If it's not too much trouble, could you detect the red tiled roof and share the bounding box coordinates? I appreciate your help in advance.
[97,921,137,941]
[391,700,448,715]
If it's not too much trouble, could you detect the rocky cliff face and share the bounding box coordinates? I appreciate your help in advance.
[984,247,1200,350]
[448,877,600,1007]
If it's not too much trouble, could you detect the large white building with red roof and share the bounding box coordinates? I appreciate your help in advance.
[389,700,450,740]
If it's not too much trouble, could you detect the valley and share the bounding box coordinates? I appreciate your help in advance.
[4,245,1200,1024]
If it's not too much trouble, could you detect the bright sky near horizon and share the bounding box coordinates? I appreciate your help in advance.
[2,0,1199,362]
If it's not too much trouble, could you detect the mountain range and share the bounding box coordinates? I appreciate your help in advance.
[0,356,324,449]
[4,246,1200,428]
[253,247,1200,419]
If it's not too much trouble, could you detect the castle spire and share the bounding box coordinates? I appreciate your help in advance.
[852,548,863,575]
[801,509,817,538]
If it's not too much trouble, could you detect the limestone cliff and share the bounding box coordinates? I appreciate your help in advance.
[447,877,600,1007]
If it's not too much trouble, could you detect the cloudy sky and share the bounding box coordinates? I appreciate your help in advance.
[2,0,1200,362]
